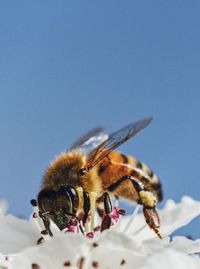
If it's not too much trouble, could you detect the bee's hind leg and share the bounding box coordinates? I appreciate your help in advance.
[100,192,112,232]
[107,175,162,238]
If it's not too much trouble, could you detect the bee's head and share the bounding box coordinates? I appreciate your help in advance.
[37,186,79,230]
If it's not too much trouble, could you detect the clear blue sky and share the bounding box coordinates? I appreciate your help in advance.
[0,1,200,238]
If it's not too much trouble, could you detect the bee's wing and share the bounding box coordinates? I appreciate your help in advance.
[69,126,108,154]
[85,117,153,171]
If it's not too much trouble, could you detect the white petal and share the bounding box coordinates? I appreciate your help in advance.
[0,201,8,216]
[0,215,36,254]
[98,230,144,254]
[171,236,200,254]
[140,249,200,269]
[7,228,200,269]
[87,242,144,269]
[9,232,149,269]
[0,266,7,269]
[8,234,89,269]
[159,196,200,237]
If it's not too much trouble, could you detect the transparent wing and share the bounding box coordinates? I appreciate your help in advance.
[69,126,108,155]
[85,117,153,171]
[69,126,105,150]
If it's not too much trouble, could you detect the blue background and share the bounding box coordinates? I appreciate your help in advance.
[0,1,199,238]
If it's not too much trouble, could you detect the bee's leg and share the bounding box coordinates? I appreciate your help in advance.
[101,192,112,232]
[143,206,161,238]
[82,192,90,232]
[31,199,52,240]
[108,175,162,238]
[39,211,53,237]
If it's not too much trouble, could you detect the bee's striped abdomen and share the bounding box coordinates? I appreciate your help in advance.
[130,158,163,202]
[98,151,163,202]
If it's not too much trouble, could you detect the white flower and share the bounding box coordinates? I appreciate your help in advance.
[0,197,200,269]
[0,200,7,216]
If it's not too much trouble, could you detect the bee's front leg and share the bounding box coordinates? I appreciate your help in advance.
[101,192,112,232]
[39,211,53,237]
[30,199,53,242]
[82,192,90,226]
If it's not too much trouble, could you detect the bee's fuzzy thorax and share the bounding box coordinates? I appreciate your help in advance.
[41,151,102,196]
[42,151,85,190]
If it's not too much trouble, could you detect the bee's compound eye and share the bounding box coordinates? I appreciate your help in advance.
[67,187,78,202]
[57,186,79,212]
[37,188,57,212]
[69,187,76,196]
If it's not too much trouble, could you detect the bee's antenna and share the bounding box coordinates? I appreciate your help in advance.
[30,199,37,207]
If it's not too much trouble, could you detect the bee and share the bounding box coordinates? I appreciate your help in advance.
[31,117,163,239]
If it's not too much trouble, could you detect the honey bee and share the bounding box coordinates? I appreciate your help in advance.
[31,117,163,239]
